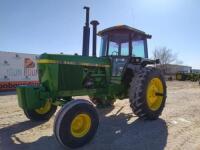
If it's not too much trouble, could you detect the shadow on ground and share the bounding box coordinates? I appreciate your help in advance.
[0,91,16,96]
[0,107,168,150]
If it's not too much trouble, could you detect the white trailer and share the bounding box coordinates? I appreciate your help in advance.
[0,51,39,91]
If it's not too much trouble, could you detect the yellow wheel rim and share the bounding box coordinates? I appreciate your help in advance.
[70,113,91,138]
[35,100,51,115]
[147,78,164,111]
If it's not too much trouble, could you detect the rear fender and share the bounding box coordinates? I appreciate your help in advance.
[121,63,141,86]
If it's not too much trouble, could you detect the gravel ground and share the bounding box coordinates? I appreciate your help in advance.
[0,81,200,150]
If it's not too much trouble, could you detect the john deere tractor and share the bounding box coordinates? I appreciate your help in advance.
[16,7,167,149]
[176,72,188,81]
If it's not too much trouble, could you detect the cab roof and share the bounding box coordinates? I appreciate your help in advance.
[98,25,152,39]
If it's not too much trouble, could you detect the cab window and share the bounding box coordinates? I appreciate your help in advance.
[100,34,146,58]
[108,41,118,55]
[107,33,129,56]
[132,40,145,57]
[121,43,129,56]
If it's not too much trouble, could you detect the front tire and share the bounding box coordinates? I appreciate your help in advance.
[24,100,57,121]
[129,67,167,120]
[54,99,99,149]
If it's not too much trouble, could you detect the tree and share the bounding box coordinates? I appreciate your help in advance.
[152,47,182,73]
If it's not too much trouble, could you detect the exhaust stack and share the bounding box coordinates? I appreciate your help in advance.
[82,6,90,56]
[90,20,99,57]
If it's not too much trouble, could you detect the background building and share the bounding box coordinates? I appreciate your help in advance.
[156,64,192,80]
[192,69,200,73]
[0,51,39,91]
[165,64,192,74]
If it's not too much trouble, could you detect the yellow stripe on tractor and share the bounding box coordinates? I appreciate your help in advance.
[37,59,110,68]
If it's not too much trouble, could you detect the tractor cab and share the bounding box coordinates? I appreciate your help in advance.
[98,25,152,76]
[98,25,151,58]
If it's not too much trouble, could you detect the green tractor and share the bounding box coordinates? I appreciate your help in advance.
[16,7,167,149]
[190,73,200,82]
[176,72,188,81]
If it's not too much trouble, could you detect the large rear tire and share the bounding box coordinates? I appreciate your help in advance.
[24,100,57,121]
[54,99,99,149]
[129,67,167,120]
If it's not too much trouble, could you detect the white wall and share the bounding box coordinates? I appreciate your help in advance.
[0,51,39,91]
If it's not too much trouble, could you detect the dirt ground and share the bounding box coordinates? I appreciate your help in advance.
[0,81,200,150]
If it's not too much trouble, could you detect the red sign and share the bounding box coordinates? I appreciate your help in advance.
[0,81,39,91]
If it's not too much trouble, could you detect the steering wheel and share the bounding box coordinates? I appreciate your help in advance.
[111,51,119,56]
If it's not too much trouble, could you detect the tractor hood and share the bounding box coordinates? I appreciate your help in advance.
[38,53,110,68]
[36,53,110,92]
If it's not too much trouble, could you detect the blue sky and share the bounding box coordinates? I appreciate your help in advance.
[0,0,199,69]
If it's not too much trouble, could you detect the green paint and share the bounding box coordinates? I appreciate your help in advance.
[16,86,47,110]
[17,53,123,110]
[16,24,151,110]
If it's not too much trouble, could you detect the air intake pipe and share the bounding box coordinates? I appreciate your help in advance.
[82,6,90,56]
[90,20,99,57]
